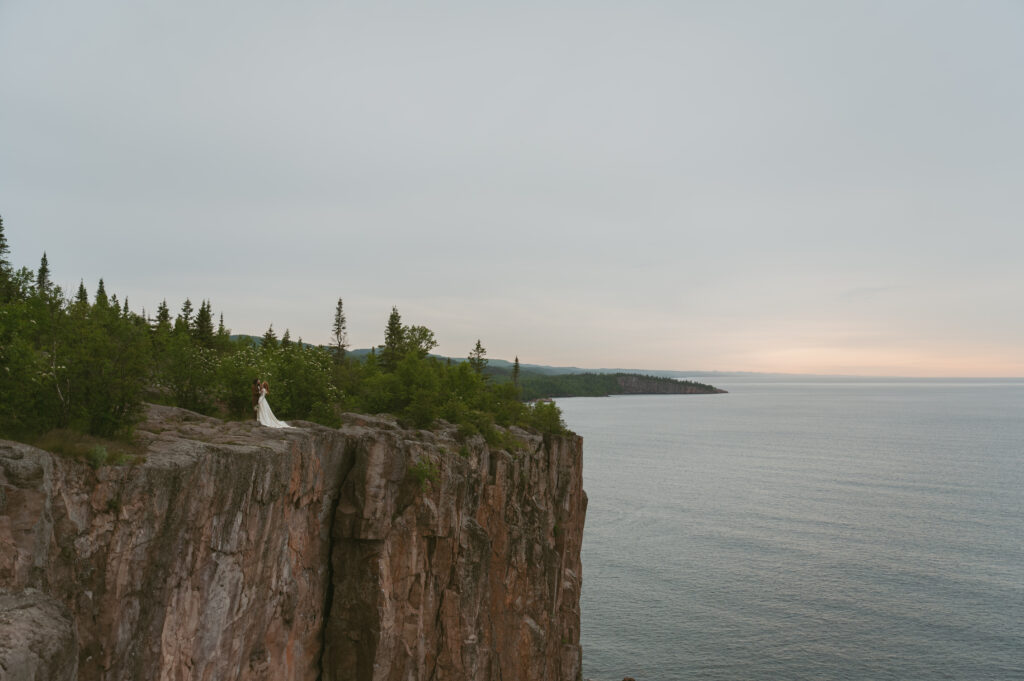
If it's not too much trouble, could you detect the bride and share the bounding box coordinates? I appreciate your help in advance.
[256,379,292,429]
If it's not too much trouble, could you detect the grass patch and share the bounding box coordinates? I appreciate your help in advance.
[30,429,145,468]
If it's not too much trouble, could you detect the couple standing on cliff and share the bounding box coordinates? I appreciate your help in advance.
[251,379,292,429]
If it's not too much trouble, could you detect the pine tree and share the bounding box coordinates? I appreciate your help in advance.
[331,297,349,361]
[468,340,488,374]
[513,356,521,388]
[94,279,109,309]
[214,312,231,351]
[177,298,194,331]
[281,329,292,348]
[380,306,405,371]
[154,300,172,333]
[262,324,278,349]
[35,252,51,295]
[75,280,89,306]
[193,300,214,347]
[122,298,129,317]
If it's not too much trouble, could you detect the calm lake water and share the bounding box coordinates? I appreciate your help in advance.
[558,381,1024,681]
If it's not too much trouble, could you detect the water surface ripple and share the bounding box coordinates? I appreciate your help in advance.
[559,381,1024,681]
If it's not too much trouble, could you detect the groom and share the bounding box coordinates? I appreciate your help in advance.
[252,378,261,420]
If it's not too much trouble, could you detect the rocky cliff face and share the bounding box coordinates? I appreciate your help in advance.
[0,405,586,681]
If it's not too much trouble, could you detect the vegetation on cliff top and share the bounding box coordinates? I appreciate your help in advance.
[0,216,566,443]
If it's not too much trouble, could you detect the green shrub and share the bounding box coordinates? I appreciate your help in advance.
[408,456,439,491]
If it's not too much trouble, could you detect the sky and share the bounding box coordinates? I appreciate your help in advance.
[1,1,1022,377]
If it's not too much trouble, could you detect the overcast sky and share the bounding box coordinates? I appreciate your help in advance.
[1,1,1022,376]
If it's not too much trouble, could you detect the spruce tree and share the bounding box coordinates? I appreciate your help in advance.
[154,300,172,332]
[331,297,348,361]
[94,279,109,309]
[193,300,214,347]
[513,356,521,388]
[177,298,194,331]
[35,252,51,295]
[281,328,292,348]
[468,339,488,374]
[380,306,405,371]
[262,324,278,349]
[75,280,89,306]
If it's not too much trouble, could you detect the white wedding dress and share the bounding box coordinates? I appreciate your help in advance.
[257,388,292,428]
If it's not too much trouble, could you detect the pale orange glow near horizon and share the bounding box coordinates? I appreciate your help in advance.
[718,346,1024,379]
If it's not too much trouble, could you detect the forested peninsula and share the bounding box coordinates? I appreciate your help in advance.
[508,370,725,400]
[0,214,722,454]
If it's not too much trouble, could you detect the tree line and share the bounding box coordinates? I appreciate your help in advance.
[0,216,565,443]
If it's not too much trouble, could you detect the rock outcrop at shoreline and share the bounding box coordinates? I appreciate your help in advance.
[0,405,587,681]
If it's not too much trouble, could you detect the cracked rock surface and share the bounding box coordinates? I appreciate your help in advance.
[0,405,586,681]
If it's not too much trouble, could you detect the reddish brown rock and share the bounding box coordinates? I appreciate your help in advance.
[0,405,586,681]
[0,589,78,681]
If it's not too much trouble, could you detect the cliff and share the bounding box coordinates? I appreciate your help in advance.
[0,405,586,681]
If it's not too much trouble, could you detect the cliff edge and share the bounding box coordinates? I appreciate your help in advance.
[0,405,587,681]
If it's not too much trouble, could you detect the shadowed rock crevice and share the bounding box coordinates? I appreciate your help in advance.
[316,438,358,681]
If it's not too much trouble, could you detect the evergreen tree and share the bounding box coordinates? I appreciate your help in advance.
[122,298,129,317]
[380,306,405,371]
[281,328,292,348]
[110,294,119,311]
[262,324,278,349]
[468,339,488,374]
[177,298,194,332]
[193,299,214,347]
[75,280,89,306]
[214,312,232,352]
[154,300,172,333]
[331,297,348,361]
[35,252,51,295]
[513,356,521,388]
[94,279,109,310]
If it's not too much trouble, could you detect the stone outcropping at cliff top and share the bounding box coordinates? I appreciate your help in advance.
[0,404,587,681]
